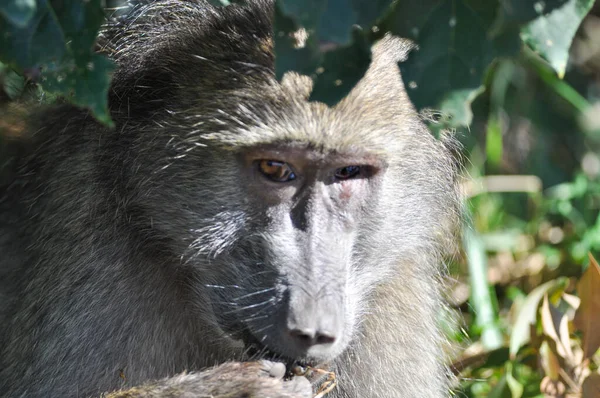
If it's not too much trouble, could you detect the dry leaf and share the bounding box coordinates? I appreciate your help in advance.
[582,372,600,398]
[540,340,562,381]
[573,253,600,359]
[561,293,581,313]
[541,295,575,363]
[509,278,568,359]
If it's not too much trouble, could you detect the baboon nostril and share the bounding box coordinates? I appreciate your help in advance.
[288,328,336,346]
[289,328,315,344]
[315,332,336,345]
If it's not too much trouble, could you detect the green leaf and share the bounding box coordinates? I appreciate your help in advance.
[42,54,115,126]
[505,363,524,398]
[1,65,25,100]
[308,31,371,105]
[380,0,443,40]
[393,0,520,126]
[0,0,113,125]
[439,86,485,127]
[0,0,37,27]
[348,0,396,31]
[0,0,106,69]
[274,4,371,106]
[521,0,594,78]
[486,114,503,168]
[494,0,569,27]
[487,373,512,398]
[463,223,503,350]
[317,0,357,45]
[277,0,326,37]
[277,0,394,45]
[0,0,65,67]
[50,0,106,59]
[274,4,323,80]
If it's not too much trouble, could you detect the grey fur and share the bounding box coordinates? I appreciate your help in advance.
[0,1,461,397]
[106,361,314,397]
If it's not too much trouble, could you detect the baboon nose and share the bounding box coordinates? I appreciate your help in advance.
[288,328,337,347]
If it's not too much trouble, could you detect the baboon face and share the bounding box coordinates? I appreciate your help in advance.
[181,134,391,364]
[138,37,422,365]
[234,143,386,361]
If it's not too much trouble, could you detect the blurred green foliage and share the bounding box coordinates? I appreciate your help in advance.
[450,8,600,392]
[0,0,114,124]
[2,0,595,128]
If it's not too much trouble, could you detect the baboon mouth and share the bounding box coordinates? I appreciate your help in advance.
[241,329,288,360]
[241,329,314,371]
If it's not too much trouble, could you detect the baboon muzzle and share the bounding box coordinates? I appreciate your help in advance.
[281,285,344,358]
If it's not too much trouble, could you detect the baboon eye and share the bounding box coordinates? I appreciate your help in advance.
[334,165,361,180]
[258,160,296,182]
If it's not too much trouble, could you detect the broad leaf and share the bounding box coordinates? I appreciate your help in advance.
[521,0,594,78]
[582,373,600,398]
[0,0,113,125]
[308,32,371,105]
[509,277,568,359]
[494,0,569,27]
[488,363,523,398]
[274,5,323,80]
[0,0,36,27]
[573,253,600,359]
[0,0,65,67]
[0,0,105,67]
[42,54,115,126]
[277,0,394,45]
[274,4,371,106]
[389,0,520,126]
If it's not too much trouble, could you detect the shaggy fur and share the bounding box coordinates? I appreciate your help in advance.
[0,1,460,397]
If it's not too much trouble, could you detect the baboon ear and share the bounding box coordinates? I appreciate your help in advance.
[281,72,313,100]
[335,35,417,114]
[372,35,414,64]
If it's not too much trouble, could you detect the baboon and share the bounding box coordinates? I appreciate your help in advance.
[0,0,461,397]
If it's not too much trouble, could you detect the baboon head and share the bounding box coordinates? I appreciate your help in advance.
[104,1,458,366]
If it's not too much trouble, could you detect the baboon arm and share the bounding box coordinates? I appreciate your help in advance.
[105,361,312,398]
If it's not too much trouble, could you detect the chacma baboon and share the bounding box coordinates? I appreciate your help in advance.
[0,0,461,397]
